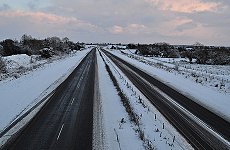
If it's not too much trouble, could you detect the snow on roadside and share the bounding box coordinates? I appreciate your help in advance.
[100,50,193,150]
[97,50,144,150]
[1,53,70,81]
[4,54,33,68]
[0,49,91,133]
[108,49,230,122]
[119,49,229,93]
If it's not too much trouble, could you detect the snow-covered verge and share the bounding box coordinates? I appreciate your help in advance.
[0,50,79,81]
[0,49,91,135]
[98,50,193,150]
[97,50,144,150]
[108,49,230,122]
[119,49,230,93]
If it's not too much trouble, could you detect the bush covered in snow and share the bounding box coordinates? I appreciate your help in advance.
[0,44,3,52]
[0,39,24,56]
[135,43,180,58]
[193,46,230,65]
[0,34,85,58]
[39,48,53,58]
[0,35,86,80]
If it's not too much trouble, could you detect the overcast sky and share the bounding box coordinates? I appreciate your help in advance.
[0,0,229,46]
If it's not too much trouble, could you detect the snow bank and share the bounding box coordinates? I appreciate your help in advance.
[4,54,31,67]
[97,50,144,150]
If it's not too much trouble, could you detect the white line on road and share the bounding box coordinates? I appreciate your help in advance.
[57,124,64,140]
[77,82,81,88]
[71,98,75,105]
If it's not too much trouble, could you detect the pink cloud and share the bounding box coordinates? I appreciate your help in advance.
[109,24,146,34]
[0,11,99,32]
[109,25,124,34]
[146,0,221,13]
[126,24,146,34]
[157,17,215,41]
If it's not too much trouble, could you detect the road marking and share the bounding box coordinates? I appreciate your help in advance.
[57,124,64,140]
[77,82,80,88]
[71,98,75,105]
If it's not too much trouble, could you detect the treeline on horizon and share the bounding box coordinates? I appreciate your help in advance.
[126,43,230,65]
[0,35,229,65]
[0,34,84,58]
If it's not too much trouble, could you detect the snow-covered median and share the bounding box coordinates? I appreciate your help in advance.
[98,50,193,150]
[0,49,91,133]
[97,50,144,150]
[108,49,230,122]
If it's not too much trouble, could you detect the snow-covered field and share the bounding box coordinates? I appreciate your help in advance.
[108,49,230,122]
[97,50,193,149]
[119,49,230,93]
[1,54,65,81]
[0,49,91,133]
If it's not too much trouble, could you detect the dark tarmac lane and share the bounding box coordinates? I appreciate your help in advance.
[2,49,96,150]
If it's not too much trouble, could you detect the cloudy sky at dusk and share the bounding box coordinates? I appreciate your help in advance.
[0,0,229,46]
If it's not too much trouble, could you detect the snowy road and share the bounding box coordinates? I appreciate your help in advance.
[1,47,229,150]
[2,49,96,150]
[102,49,230,150]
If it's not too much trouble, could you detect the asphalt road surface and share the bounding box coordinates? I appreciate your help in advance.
[2,49,96,150]
[102,49,230,150]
